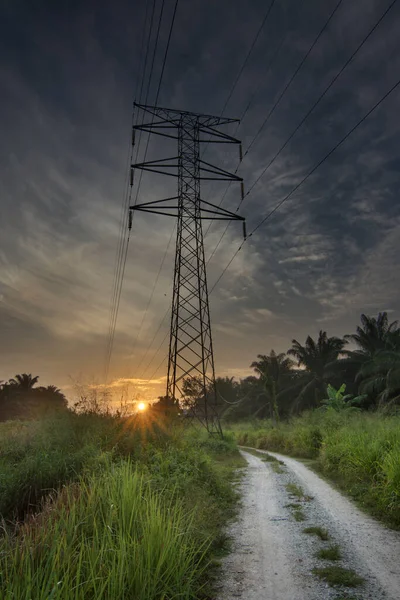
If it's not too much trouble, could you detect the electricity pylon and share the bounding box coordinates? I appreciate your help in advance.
[130,103,245,435]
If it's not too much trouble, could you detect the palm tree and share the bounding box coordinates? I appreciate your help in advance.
[345,312,398,356]
[356,350,400,408]
[251,351,295,421]
[333,313,400,407]
[287,331,347,411]
[37,385,67,401]
[44,385,61,394]
[9,373,39,389]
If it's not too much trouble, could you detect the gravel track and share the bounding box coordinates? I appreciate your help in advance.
[217,448,400,600]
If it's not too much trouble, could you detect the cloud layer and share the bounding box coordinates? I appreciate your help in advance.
[1,0,400,399]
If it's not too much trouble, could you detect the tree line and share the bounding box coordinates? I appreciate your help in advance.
[0,374,67,421]
[204,311,400,421]
[2,311,399,423]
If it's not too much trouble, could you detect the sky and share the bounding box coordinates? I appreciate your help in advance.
[1,0,400,403]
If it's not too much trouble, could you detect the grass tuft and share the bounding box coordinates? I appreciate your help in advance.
[315,544,342,561]
[286,483,304,498]
[271,462,285,474]
[293,508,306,522]
[303,526,330,540]
[312,566,364,587]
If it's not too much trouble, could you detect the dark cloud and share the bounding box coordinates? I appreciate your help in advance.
[1,0,400,397]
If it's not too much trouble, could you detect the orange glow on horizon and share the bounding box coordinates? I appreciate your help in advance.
[137,402,147,412]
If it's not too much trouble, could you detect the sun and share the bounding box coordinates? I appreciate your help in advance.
[137,402,147,412]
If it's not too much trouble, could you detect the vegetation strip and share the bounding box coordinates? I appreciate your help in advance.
[231,411,400,529]
[0,414,244,599]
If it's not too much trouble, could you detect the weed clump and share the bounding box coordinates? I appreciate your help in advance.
[312,566,364,587]
[315,545,342,561]
[286,483,304,498]
[303,526,330,540]
[293,508,306,522]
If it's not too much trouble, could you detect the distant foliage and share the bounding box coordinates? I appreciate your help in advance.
[220,311,400,422]
[0,374,67,422]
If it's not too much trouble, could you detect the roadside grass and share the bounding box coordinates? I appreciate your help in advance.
[227,412,400,528]
[0,416,245,599]
[315,545,342,561]
[303,526,330,541]
[312,566,364,587]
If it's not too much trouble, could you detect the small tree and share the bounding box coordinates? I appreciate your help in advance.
[319,384,365,414]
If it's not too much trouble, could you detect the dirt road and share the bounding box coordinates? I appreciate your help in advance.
[217,448,400,600]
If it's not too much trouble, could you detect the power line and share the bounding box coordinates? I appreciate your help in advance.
[155,0,180,102]
[131,0,158,175]
[133,0,180,207]
[135,1,284,380]
[244,0,344,158]
[147,351,168,382]
[121,0,180,369]
[245,0,399,198]
[210,73,400,290]
[203,8,299,243]
[126,0,349,380]
[104,1,153,381]
[105,227,133,381]
[237,29,288,127]
[127,3,400,388]
[129,223,175,362]
[142,328,170,378]
[201,0,279,216]
[104,0,160,382]
[107,0,180,378]
[135,306,170,375]
[125,0,181,376]
[104,111,135,380]
[220,0,277,117]
[205,0,398,264]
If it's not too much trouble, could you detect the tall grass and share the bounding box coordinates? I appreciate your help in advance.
[0,414,244,598]
[0,412,171,520]
[0,461,210,599]
[229,412,400,527]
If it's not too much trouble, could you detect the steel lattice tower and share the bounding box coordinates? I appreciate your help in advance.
[130,104,245,435]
